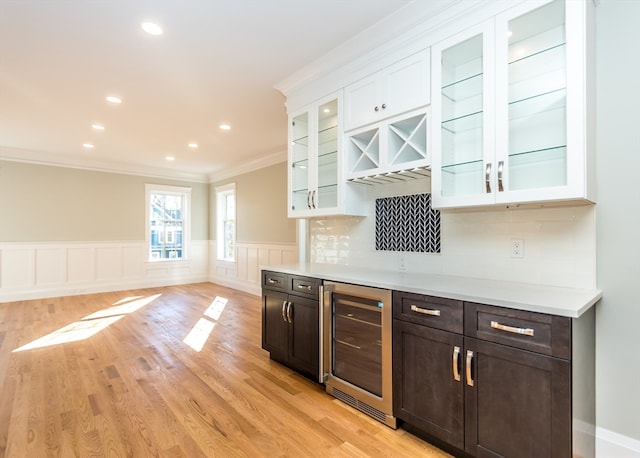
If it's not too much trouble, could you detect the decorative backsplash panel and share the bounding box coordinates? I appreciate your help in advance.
[375,193,440,253]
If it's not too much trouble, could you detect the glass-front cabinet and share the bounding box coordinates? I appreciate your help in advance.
[288,91,365,218]
[431,0,594,209]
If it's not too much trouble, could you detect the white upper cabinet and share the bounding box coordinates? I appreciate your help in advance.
[344,49,431,131]
[288,91,365,218]
[431,0,594,209]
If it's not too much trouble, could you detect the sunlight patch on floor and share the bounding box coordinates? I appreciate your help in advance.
[183,296,228,352]
[13,293,162,352]
[183,318,216,352]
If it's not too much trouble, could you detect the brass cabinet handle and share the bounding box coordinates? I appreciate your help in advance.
[491,320,534,337]
[485,162,492,193]
[281,300,288,322]
[286,302,293,324]
[410,304,441,316]
[453,346,461,382]
[466,350,474,387]
[498,160,504,192]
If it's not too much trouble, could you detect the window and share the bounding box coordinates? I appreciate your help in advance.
[216,183,236,261]
[146,184,191,261]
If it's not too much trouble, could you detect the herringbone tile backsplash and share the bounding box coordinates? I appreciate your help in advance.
[375,193,440,253]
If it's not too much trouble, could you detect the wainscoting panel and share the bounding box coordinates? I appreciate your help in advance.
[0,241,209,303]
[209,241,297,296]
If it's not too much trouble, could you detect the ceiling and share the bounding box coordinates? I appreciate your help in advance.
[0,0,419,181]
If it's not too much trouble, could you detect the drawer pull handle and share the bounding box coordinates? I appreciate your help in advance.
[466,350,474,387]
[491,321,535,337]
[410,304,440,316]
[296,284,313,292]
[453,346,461,382]
[267,278,280,285]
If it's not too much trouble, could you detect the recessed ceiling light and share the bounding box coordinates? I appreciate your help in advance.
[142,22,163,36]
[188,143,198,149]
[106,95,122,104]
[83,143,94,149]
[92,124,105,131]
[323,108,331,113]
[165,155,175,161]
[219,123,231,131]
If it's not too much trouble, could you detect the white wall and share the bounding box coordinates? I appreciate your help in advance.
[311,178,596,290]
[595,1,640,456]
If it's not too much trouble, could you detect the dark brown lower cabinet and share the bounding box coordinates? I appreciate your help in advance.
[262,271,321,381]
[393,320,464,449]
[464,338,571,458]
[393,292,595,458]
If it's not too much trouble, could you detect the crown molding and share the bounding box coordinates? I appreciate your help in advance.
[207,149,287,183]
[0,146,210,183]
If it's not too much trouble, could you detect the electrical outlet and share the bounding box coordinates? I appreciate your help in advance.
[399,255,407,271]
[511,239,524,258]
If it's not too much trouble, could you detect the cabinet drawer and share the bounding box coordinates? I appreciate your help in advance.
[464,302,571,359]
[290,275,321,299]
[393,291,463,334]
[262,271,287,292]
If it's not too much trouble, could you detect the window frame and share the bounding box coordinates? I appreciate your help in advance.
[145,184,191,262]
[216,183,236,262]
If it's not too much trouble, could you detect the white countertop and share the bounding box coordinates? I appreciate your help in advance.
[263,263,602,318]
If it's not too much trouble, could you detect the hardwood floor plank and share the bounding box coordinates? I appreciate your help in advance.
[0,283,451,458]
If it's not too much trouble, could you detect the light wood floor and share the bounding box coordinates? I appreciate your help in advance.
[0,282,451,457]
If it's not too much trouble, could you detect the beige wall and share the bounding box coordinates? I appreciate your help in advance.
[0,160,209,242]
[211,161,296,244]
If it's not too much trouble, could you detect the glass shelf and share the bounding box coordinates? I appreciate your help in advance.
[508,146,567,190]
[509,88,566,120]
[441,158,483,175]
[441,110,483,134]
[441,72,483,103]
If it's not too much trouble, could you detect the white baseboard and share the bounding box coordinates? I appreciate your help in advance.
[0,274,209,303]
[208,274,261,297]
[597,427,640,457]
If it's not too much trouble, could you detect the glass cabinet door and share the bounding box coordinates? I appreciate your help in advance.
[500,0,567,194]
[290,111,310,212]
[315,98,338,210]
[432,21,495,208]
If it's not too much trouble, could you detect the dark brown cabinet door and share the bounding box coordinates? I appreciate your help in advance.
[262,290,289,359]
[464,337,571,458]
[393,320,465,450]
[288,295,319,378]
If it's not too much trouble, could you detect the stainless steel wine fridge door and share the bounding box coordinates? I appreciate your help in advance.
[322,281,396,428]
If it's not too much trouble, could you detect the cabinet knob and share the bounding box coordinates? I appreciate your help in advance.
[381,103,387,109]
[374,105,379,112]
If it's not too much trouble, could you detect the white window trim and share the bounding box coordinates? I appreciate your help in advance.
[145,183,191,262]
[216,183,236,262]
